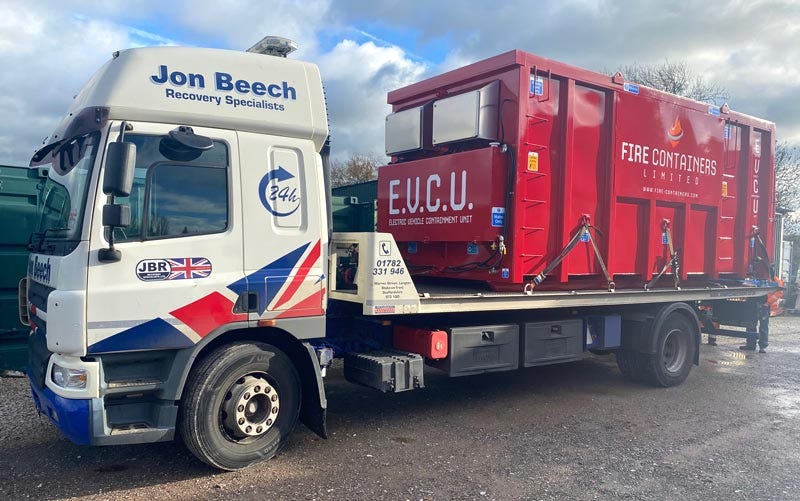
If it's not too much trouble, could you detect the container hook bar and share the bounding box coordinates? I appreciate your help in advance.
[526,215,614,293]
[645,219,680,290]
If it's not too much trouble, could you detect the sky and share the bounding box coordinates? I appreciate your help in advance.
[1,0,799,166]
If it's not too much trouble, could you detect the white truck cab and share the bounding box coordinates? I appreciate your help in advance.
[25,46,334,469]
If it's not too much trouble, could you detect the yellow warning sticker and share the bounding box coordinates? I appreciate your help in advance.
[527,151,539,172]
[722,181,728,197]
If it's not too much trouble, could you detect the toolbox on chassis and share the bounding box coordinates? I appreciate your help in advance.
[21,41,778,471]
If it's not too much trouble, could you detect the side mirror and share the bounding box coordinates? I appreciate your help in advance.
[102,204,131,228]
[99,140,135,263]
[103,142,136,197]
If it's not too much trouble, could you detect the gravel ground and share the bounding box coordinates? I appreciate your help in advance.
[2,316,800,500]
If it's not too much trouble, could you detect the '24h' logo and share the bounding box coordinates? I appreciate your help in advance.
[258,166,301,217]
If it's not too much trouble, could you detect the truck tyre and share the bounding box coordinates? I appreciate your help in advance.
[615,349,646,382]
[179,342,301,470]
[641,312,696,387]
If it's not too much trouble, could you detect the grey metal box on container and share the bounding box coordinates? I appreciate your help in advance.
[522,319,584,367]
[431,324,519,377]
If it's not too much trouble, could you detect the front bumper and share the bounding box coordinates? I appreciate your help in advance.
[29,377,91,445]
[29,351,177,446]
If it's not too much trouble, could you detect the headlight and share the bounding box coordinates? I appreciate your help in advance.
[52,365,88,389]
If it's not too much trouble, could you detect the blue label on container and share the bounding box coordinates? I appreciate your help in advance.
[530,76,544,96]
[708,105,721,117]
[662,232,668,244]
[623,82,639,95]
[501,268,510,279]
[580,232,589,242]
[491,207,505,227]
[467,242,479,255]
[407,242,418,254]
[750,237,755,248]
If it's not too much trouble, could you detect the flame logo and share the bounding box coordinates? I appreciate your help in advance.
[667,117,684,147]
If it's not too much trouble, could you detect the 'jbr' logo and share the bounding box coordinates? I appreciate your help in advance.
[136,259,171,281]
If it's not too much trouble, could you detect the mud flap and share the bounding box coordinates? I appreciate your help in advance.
[299,342,327,438]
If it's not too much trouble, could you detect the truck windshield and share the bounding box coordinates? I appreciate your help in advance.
[32,131,101,247]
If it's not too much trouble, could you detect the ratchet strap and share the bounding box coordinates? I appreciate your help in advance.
[645,219,680,290]
[526,216,614,293]
[749,227,775,277]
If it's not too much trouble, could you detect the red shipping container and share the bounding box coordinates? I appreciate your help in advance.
[393,326,448,359]
[378,50,776,291]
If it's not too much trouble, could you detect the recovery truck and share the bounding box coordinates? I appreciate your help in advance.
[21,39,778,470]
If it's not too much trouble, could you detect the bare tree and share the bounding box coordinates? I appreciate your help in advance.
[776,141,800,235]
[330,153,382,187]
[616,60,729,105]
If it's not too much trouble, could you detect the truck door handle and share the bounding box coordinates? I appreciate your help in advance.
[234,292,259,313]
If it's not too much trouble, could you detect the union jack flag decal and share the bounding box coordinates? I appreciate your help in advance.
[167,257,212,280]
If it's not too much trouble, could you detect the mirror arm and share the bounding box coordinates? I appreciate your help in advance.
[99,121,134,263]
[116,121,132,143]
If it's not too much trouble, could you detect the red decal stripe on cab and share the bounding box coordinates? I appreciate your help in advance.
[170,291,247,338]
[272,240,321,310]
[276,289,326,319]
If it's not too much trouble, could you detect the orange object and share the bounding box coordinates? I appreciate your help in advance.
[393,326,448,359]
[768,278,784,316]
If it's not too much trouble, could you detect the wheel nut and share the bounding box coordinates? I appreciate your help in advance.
[272,407,278,414]
[244,392,251,400]
[271,394,278,402]
[267,419,273,426]
[238,417,245,425]
[237,404,245,412]
[256,426,263,433]
[254,386,261,392]
[246,426,252,433]
[265,387,271,393]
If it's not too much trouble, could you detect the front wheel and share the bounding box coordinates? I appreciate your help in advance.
[642,313,697,387]
[180,342,301,470]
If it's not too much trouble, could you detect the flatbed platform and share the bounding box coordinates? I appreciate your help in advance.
[413,284,777,314]
[329,232,778,316]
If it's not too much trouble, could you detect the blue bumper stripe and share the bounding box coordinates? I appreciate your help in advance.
[29,379,91,446]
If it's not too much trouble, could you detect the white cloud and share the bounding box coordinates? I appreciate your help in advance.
[317,40,426,161]
[327,0,800,144]
[3,0,800,168]
[0,2,155,162]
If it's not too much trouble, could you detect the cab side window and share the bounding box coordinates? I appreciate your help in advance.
[146,164,227,238]
[112,134,229,242]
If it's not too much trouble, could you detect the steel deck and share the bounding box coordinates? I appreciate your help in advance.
[414,285,776,314]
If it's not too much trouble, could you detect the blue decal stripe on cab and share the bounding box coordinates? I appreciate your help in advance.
[227,242,311,314]
[87,318,194,353]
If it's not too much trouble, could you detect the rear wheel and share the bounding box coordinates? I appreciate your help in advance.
[641,313,696,387]
[180,342,300,470]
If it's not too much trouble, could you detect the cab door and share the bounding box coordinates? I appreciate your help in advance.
[85,121,245,353]
[232,131,327,326]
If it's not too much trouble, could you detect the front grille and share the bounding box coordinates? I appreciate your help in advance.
[28,327,50,389]
[27,280,54,313]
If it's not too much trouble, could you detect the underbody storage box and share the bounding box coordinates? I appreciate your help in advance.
[343,350,424,393]
[431,324,519,377]
[522,319,583,366]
